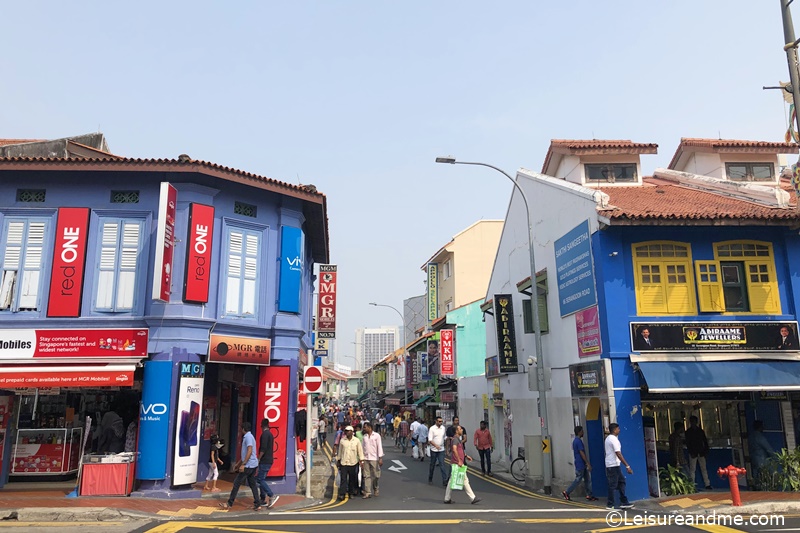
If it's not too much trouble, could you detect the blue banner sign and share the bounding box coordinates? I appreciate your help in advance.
[137,360,173,480]
[554,220,597,317]
[278,226,304,313]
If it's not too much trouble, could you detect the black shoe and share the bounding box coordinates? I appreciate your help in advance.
[586,496,599,501]
[620,503,634,509]
[562,490,570,501]
[443,499,453,504]
[471,498,481,504]
[705,485,713,490]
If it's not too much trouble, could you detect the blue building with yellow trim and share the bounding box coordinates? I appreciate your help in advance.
[482,137,800,501]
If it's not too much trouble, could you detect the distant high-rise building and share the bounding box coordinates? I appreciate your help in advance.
[355,326,400,371]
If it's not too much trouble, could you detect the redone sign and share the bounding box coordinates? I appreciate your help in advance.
[183,204,214,303]
[48,208,90,317]
[257,366,289,477]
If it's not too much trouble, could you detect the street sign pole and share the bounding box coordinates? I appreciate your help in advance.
[306,391,312,499]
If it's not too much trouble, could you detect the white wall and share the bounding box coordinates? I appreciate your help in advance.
[482,168,604,487]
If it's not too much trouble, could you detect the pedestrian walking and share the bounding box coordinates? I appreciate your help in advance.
[562,426,597,501]
[604,423,633,510]
[361,422,384,498]
[415,420,429,462]
[446,416,466,459]
[428,416,449,485]
[393,414,402,446]
[219,421,262,511]
[256,418,280,509]
[203,435,224,492]
[318,416,327,449]
[685,416,713,490]
[337,425,365,499]
[473,421,493,476]
[398,417,410,454]
[443,425,480,505]
[385,411,394,438]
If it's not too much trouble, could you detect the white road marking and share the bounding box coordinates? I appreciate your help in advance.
[277,508,609,515]
[387,459,407,473]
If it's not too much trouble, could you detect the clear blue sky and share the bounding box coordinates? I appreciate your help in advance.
[1,1,792,363]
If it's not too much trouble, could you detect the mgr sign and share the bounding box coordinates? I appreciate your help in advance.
[303,366,324,394]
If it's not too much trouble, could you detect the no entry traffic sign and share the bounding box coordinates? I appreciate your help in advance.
[303,365,324,394]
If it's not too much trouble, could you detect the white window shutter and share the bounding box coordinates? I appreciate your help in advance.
[0,271,15,310]
[18,222,45,310]
[242,233,259,315]
[115,222,141,311]
[96,221,119,310]
[225,231,244,315]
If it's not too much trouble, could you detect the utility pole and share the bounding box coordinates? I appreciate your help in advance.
[780,0,800,139]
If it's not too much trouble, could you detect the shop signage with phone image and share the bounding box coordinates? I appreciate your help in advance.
[494,294,519,373]
[0,328,148,361]
[173,363,204,486]
[630,321,800,352]
[278,226,304,313]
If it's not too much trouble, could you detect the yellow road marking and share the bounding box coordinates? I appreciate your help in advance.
[514,518,610,523]
[587,525,654,533]
[691,525,748,533]
[0,523,123,528]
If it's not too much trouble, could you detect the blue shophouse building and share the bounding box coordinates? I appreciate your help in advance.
[0,134,328,496]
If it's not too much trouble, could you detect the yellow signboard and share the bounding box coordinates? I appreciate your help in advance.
[427,263,438,320]
[542,438,551,454]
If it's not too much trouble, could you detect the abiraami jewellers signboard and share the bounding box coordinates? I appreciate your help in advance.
[0,328,148,360]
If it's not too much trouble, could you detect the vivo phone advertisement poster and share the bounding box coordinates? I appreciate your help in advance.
[173,362,205,485]
[137,360,173,480]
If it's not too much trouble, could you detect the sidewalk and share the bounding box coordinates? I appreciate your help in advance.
[0,442,336,523]
[634,490,800,515]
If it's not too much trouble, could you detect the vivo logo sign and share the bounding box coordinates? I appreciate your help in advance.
[141,403,168,415]
[286,256,303,272]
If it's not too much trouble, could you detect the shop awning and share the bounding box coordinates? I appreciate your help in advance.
[413,394,433,406]
[355,390,370,402]
[0,364,137,388]
[637,360,800,393]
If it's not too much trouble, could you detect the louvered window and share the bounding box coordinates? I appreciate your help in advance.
[95,218,143,312]
[223,226,262,318]
[0,218,49,312]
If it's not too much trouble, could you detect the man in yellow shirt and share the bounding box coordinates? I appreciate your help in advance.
[336,426,365,499]
[393,415,402,448]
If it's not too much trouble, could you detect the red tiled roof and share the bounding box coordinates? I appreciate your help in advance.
[596,176,800,224]
[0,156,329,261]
[542,139,658,174]
[0,139,43,146]
[668,138,799,169]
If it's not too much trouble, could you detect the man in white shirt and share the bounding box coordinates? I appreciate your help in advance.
[604,423,633,510]
[427,416,449,485]
[410,418,421,447]
[361,422,383,498]
[414,420,429,462]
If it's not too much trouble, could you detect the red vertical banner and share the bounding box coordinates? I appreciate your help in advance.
[440,329,454,376]
[152,182,177,302]
[47,208,90,317]
[256,366,290,477]
[317,265,337,338]
[183,203,214,303]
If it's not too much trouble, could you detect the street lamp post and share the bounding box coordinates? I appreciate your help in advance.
[435,156,552,495]
[369,302,408,407]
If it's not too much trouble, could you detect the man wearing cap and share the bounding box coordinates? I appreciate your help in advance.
[337,425,365,499]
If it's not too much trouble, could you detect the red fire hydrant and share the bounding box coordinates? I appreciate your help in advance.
[718,465,746,506]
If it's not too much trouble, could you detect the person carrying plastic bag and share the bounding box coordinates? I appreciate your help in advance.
[443,425,481,504]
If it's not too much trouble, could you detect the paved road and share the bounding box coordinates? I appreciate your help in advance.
[116,434,800,532]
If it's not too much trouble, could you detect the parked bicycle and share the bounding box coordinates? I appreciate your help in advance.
[510,447,528,482]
